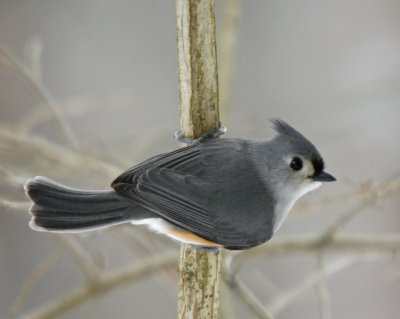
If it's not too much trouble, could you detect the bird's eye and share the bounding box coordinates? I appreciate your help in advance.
[290,157,303,171]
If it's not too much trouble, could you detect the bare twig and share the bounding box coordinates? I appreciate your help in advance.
[6,245,61,319]
[228,234,400,276]
[292,178,400,219]
[18,251,178,319]
[57,235,101,282]
[226,276,273,319]
[0,199,30,211]
[0,45,79,149]
[224,240,397,318]
[110,226,178,290]
[319,202,366,242]
[0,165,28,188]
[15,91,135,135]
[0,129,121,180]
[23,36,43,82]
[319,179,399,243]
[266,255,384,315]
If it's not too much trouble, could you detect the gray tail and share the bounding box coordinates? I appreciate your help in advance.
[24,176,153,232]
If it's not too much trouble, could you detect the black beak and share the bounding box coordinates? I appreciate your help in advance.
[311,171,336,182]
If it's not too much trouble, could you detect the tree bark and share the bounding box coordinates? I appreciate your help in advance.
[175,0,222,318]
[176,0,220,139]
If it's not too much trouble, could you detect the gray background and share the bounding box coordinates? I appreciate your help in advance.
[0,1,399,318]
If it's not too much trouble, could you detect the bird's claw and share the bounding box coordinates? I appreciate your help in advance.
[174,122,227,146]
[190,244,221,252]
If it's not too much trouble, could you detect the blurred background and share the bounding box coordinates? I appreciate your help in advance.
[0,0,399,318]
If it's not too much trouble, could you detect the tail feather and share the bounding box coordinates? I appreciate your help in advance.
[24,176,153,232]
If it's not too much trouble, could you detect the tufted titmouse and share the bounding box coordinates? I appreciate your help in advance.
[24,120,335,250]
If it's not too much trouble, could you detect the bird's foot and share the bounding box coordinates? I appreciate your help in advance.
[174,122,227,146]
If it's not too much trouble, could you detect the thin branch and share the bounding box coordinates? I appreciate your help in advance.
[19,252,178,319]
[57,235,101,282]
[0,165,28,189]
[23,36,43,83]
[225,242,400,319]
[0,129,122,180]
[0,45,79,149]
[109,227,178,291]
[266,255,384,315]
[6,245,61,319]
[226,276,273,319]
[14,91,135,135]
[318,180,396,240]
[291,178,400,220]
[319,202,366,242]
[228,234,400,276]
[0,199,30,211]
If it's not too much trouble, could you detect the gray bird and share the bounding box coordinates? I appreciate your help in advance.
[24,120,335,250]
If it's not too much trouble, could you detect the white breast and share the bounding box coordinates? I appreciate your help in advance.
[273,182,321,233]
[131,218,204,245]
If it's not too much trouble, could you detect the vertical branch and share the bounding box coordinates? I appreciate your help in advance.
[176,0,222,318]
[176,0,220,139]
[178,247,222,319]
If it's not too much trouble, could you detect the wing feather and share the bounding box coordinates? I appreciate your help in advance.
[112,139,275,249]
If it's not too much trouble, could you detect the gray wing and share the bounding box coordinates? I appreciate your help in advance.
[112,139,275,249]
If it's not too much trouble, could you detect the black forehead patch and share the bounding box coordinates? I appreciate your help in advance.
[312,157,325,175]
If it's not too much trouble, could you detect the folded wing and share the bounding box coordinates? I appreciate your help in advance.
[112,139,275,249]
